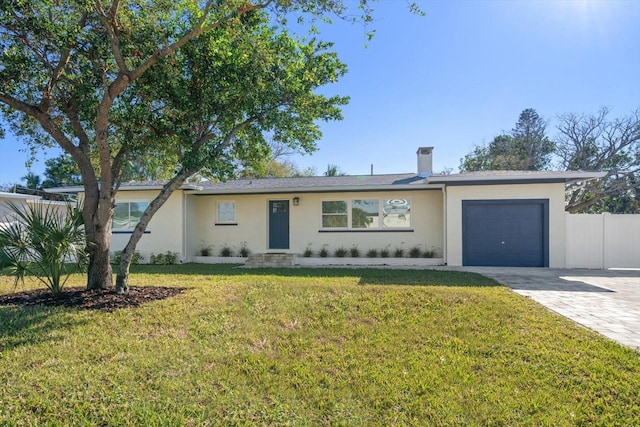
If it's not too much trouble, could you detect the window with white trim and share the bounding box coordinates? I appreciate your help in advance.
[113,201,149,230]
[321,198,411,229]
[352,199,379,228]
[321,201,347,228]
[217,202,236,224]
[383,198,411,228]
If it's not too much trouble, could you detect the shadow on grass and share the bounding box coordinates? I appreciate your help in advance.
[0,304,89,352]
[130,263,502,287]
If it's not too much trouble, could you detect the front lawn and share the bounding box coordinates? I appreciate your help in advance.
[1,264,639,425]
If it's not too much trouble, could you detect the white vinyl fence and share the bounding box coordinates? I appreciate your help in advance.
[566,213,640,269]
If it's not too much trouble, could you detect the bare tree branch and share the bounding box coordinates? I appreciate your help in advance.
[557,107,640,212]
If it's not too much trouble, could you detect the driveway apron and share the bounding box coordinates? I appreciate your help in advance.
[457,267,640,350]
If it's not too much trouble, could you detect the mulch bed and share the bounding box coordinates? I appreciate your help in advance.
[0,286,186,312]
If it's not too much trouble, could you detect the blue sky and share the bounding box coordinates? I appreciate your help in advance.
[1,0,639,185]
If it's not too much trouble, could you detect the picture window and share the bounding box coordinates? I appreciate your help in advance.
[113,201,149,230]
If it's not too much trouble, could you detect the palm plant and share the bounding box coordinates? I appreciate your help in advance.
[21,171,41,189]
[0,201,87,295]
[323,164,347,177]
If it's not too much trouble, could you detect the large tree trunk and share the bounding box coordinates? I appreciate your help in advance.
[87,226,113,290]
[84,192,115,290]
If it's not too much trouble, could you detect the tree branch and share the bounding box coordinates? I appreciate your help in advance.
[62,95,92,154]
[0,92,76,152]
[94,0,129,76]
[40,12,88,112]
[91,1,274,199]
[128,1,274,82]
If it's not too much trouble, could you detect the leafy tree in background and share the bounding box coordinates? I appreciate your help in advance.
[324,164,347,176]
[511,108,555,170]
[0,0,404,292]
[42,151,176,188]
[20,171,41,189]
[240,159,316,178]
[459,107,640,213]
[239,141,316,178]
[42,154,82,188]
[556,107,640,213]
[460,108,554,172]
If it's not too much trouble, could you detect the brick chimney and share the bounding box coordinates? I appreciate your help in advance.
[417,147,433,177]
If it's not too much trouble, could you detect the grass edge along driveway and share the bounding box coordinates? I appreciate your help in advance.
[1,264,639,426]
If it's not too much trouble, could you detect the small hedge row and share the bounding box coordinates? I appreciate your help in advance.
[304,245,439,259]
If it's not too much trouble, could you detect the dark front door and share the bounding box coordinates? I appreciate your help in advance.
[269,200,290,250]
[462,199,549,267]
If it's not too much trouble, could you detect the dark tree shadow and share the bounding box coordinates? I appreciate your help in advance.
[0,305,90,352]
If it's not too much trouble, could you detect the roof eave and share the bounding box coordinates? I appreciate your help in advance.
[427,171,608,185]
[45,184,202,193]
[187,183,444,195]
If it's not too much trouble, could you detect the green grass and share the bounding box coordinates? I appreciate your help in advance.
[1,264,639,426]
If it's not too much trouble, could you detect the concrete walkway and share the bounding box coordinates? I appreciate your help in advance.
[456,267,640,350]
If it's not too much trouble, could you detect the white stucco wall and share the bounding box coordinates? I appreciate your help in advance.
[186,189,444,258]
[445,183,567,268]
[111,190,185,262]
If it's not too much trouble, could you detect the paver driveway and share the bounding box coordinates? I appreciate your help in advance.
[457,267,640,350]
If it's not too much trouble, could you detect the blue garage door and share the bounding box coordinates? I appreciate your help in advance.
[462,199,549,267]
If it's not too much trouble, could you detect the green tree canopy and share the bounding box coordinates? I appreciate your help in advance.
[460,108,554,172]
[0,1,378,292]
[41,153,82,188]
[238,141,316,178]
[20,171,41,189]
[459,107,640,213]
[324,164,347,176]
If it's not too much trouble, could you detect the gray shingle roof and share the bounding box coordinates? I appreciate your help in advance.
[45,173,427,194]
[194,173,424,192]
[47,170,605,194]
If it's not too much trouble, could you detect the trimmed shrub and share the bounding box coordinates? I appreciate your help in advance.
[219,246,234,257]
[239,242,250,257]
[303,244,313,258]
[198,245,213,256]
[150,251,178,265]
[408,245,422,258]
[423,250,435,258]
[113,250,144,265]
[319,245,329,258]
[334,247,347,257]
